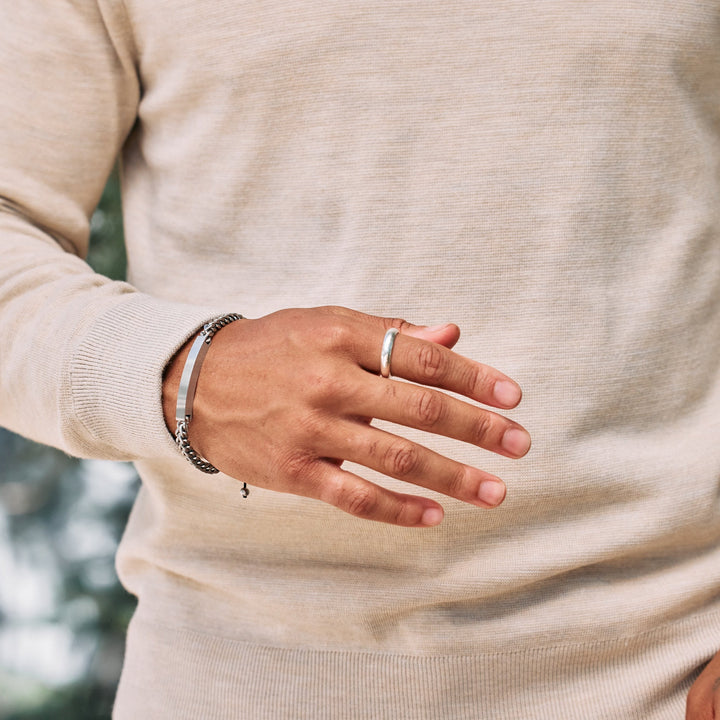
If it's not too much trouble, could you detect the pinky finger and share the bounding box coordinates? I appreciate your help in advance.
[312,461,445,527]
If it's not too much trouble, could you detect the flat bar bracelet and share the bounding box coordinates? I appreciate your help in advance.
[174,313,249,498]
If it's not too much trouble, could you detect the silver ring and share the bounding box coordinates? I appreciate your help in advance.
[380,328,399,378]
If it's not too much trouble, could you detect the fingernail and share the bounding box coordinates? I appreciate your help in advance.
[477,480,506,507]
[501,428,531,457]
[494,380,522,407]
[420,507,444,526]
[425,323,455,332]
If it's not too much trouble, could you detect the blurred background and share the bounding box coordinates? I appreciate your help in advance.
[0,168,138,720]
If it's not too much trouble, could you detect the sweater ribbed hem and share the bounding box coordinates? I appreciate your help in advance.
[112,607,720,720]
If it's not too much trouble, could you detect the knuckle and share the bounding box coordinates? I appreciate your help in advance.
[417,343,444,380]
[295,408,326,437]
[384,439,419,478]
[464,363,489,396]
[445,464,468,496]
[303,369,353,408]
[472,414,494,445]
[277,451,315,482]
[386,317,412,333]
[318,321,353,352]
[321,304,346,316]
[362,436,381,459]
[390,500,424,527]
[414,389,444,428]
[343,485,378,518]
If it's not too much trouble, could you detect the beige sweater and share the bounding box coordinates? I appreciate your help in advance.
[2,1,720,718]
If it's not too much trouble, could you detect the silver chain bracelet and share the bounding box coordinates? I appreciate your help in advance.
[174,313,249,498]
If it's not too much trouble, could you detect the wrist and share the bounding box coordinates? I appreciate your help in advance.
[167,315,246,487]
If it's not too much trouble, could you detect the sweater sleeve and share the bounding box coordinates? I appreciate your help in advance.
[0,1,222,461]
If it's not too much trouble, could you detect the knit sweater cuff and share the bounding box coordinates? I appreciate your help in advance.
[61,292,232,462]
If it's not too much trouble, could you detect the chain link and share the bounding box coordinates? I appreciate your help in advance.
[173,313,249,498]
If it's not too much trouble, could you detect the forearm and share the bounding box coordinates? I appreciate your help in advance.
[0,1,223,461]
[0,206,228,459]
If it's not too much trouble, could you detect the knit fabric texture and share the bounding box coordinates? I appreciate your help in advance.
[1,2,720,718]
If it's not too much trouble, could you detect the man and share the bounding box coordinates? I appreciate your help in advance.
[1,2,719,717]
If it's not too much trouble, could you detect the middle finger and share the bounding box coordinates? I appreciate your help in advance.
[350,370,531,459]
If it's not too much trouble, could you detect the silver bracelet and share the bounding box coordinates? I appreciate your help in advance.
[174,313,249,498]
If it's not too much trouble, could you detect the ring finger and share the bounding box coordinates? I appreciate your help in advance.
[324,418,508,508]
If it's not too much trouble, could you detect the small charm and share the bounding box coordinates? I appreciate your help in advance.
[241,482,249,499]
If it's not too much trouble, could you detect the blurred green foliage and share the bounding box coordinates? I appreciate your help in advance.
[86,168,127,281]
[0,166,137,720]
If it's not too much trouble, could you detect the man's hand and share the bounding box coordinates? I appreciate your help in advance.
[162,306,530,527]
[687,650,720,719]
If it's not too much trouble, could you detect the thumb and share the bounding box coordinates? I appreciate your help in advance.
[404,322,460,349]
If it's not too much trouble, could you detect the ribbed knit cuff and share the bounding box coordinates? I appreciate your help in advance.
[62,291,231,461]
